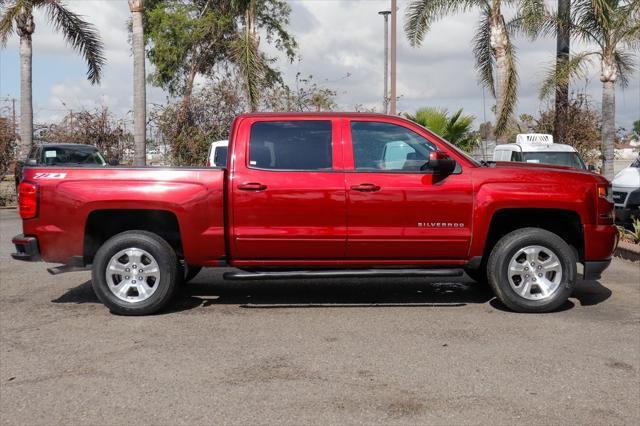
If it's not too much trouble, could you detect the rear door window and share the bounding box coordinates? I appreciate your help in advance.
[249,121,333,171]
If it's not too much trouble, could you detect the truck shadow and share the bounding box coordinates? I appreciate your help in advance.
[52,268,612,314]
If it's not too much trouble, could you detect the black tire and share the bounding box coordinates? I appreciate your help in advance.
[176,261,202,285]
[91,231,179,315]
[487,227,576,313]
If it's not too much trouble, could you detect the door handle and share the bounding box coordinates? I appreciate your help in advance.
[350,183,381,192]
[238,182,267,191]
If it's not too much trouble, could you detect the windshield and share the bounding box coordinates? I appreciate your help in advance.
[40,146,106,166]
[522,152,586,170]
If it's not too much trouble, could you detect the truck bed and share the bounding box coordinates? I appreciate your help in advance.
[20,167,226,266]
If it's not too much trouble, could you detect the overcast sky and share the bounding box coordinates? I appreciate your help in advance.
[1,0,638,130]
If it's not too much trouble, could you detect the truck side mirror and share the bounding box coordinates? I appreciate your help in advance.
[588,164,596,172]
[424,151,456,175]
[108,158,119,166]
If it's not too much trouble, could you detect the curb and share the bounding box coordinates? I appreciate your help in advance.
[0,206,17,210]
[614,241,640,263]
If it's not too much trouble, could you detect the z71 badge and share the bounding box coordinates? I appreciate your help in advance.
[32,172,67,180]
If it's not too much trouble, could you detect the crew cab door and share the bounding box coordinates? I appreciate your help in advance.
[230,117,346,261]
[343,118,473,260]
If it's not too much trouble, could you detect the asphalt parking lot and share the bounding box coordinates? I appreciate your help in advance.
[1,209,639,425]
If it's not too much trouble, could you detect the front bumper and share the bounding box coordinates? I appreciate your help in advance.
[11,234,40,261]
[583,260,611,281]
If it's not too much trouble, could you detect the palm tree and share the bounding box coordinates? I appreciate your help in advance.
[405,107,478,152]
[404,0,545,143]
[128,0,146,166]
[539,0,640,180]
[231,0,264,112]
[555,0,571,144]
[0,0,104,161]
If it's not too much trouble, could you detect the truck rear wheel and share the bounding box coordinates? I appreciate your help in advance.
[91,231,179,315]
[487,228,576,313]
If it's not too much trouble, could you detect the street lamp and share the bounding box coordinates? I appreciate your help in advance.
[390,0,397,115]
[378,10,391,114]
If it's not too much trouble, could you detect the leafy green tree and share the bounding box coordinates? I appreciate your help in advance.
[633,119,640,138]
[0,0,105,160]
[405,107,479,152]
[143,0,296,114]
[404,0,545,142]
[539,0,640,180]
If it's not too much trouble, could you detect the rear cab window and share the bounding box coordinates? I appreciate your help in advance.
[214,146,228,167]
[248,121,333,171]
[40,146,106,166]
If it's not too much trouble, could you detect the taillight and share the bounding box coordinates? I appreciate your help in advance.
[18,181,38,219]
[596,183,613,224]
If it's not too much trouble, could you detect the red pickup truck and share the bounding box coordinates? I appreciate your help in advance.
[12,113,617,315]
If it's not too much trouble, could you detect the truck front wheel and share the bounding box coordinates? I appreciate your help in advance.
[487,228,577,313]
[91,231,179,315]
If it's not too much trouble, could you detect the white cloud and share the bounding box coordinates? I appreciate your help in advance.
[1,0,638,130]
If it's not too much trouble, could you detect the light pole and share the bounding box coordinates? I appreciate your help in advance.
[378,10,391,114]
[390,0,397,115]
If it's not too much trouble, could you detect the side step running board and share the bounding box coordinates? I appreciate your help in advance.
[224,268,463,281]
[47,265,90,275]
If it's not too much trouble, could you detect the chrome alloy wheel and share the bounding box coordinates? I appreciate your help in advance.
[105,248,160,303]
[507,245,563,301]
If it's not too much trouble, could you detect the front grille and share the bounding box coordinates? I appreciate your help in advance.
[613,191,627,204]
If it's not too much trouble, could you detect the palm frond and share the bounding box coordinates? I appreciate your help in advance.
[472,7,496,97]
[571,0,607,47]
[507,0,547,39]
[614,1,640,50]
[614,50,636,88]
[43,1,105,84]
[231,29,265,112]
[404,0,478,47]
[538,51,596,100]
[405,106,476,149]
[0,0,24,46]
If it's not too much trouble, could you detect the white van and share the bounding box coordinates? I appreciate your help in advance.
[493,134,588,170]
[207,140,228,168]
[612,155,640,228]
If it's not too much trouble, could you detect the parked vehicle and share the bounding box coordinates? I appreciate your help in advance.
[12,113,617,315]
[14,143,110,188]
[612,155,640,228]
[493,134,588,170]
[207,140,228,168]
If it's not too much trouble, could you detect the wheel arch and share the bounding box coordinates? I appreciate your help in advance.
[480,208,584,263]
[84,209,182,265]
